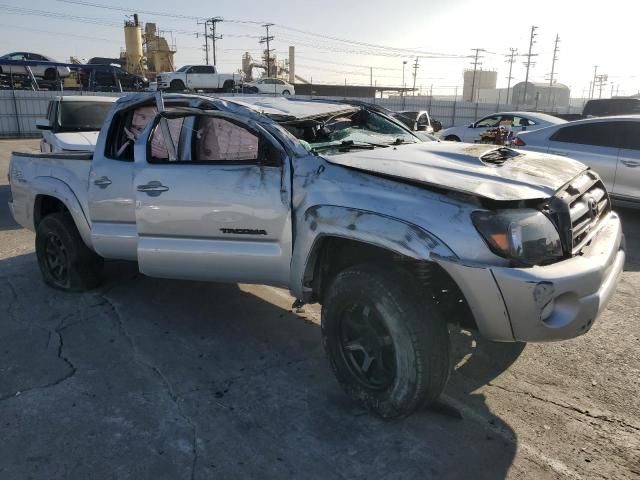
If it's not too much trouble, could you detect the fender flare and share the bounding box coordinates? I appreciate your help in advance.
[31,176,94,248]
[290,205,456,300]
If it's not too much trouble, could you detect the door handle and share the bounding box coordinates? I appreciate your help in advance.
[93,176,112,188]
[621,159,640,168]
[137,180,170,196]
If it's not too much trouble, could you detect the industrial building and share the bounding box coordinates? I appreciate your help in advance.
[462,69,497,102]
[511,81,570,108]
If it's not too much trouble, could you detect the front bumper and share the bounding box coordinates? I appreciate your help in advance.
[436,212,625,342]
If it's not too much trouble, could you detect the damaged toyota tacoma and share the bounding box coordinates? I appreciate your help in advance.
[8,93,625,418]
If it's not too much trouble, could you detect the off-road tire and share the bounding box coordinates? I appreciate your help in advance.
[36,212,104,292]
[170,79,185,92]
[322,264,450,418]
[444,135,461,142]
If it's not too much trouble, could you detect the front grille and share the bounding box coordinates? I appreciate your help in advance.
[550,171,611,255]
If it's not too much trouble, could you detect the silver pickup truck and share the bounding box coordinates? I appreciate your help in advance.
[8,93,625,418]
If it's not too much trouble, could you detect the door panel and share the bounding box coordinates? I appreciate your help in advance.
[613,122,640,202]
[87,105,161,260]
[547,142,619,191]
[545,122,620,191]
[134,113,292,286]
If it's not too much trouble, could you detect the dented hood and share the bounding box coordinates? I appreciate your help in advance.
[324,142,588,201]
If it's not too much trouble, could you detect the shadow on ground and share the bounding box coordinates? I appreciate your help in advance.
[0,185,21,231]
[0,254,524,479]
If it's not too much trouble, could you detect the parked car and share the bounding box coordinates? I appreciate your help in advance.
[438,111,565,142]
[393,110,435,134]
[36,96,117,153]
[0,52,70,80]
[244,78,295,96]
[9,93,624,418]
[514,116,640,207]
[78,65,149,92]
[583,98,640,118]
[156,65,237,92]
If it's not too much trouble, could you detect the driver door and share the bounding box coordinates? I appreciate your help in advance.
[133,111,293,286]
[465,115,501,142]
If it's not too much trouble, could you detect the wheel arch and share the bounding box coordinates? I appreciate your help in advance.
[292,205,463,299]
[32,177,93,248]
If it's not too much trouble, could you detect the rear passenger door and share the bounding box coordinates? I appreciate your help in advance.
[133,112,293,286]
[186,65,216,90]
[545,122,619,191]
[614,121,640,202]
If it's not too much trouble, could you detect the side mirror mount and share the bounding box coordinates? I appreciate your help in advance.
[468,122,475,128]
[36,118,51,130]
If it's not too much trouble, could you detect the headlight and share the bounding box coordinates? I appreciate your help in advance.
[471,209,563,266]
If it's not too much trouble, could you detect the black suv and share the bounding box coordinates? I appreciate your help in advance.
[78,65,149,92]
[583,98,640,117]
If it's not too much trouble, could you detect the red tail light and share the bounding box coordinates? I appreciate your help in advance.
[512,137,526,147]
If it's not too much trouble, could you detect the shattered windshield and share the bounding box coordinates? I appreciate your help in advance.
[280,108,420,155]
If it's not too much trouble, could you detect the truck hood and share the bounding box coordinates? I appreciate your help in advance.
[324,142,587,201]
[54,131,99,152]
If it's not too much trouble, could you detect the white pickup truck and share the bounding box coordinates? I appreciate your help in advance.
[36,96,117,153]
[8,93,625,418]
[156,65,237,92]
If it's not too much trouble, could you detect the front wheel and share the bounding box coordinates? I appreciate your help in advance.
[322,264,450,418]
[444,135,461,142]
[169,80,185,92]
[282,90,291,96]
[36,213,104,291]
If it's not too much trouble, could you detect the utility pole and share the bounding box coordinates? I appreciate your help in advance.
[209,17,223,66]
[595,74,608,99]
[505,47,517,104]
[401,60,407,108]
[590,65,598,98]
[197,20,210,65]
[412,57,419,96]
[370,67,373,88]
[469,48,485,102]
[260,23,274,78]
[521,25,538,104]
[548,34,560,88]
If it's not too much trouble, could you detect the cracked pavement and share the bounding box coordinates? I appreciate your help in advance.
[1,139,639,479]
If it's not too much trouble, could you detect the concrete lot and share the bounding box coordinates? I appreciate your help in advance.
[0,139,638,479]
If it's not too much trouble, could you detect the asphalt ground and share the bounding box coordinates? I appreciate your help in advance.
[1,139,638,479]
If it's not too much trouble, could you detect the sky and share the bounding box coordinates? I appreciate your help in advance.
[1,0,638,98]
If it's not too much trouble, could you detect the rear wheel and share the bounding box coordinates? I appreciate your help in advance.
[44,68,57,81]
[322,264,450,418]
[444,135,461,142]
[36,213,103,292]
[223,80,235,93]
[169,79,185,92]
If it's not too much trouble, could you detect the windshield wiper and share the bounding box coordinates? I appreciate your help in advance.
[311,140,389,153]
[388,137,416,146]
